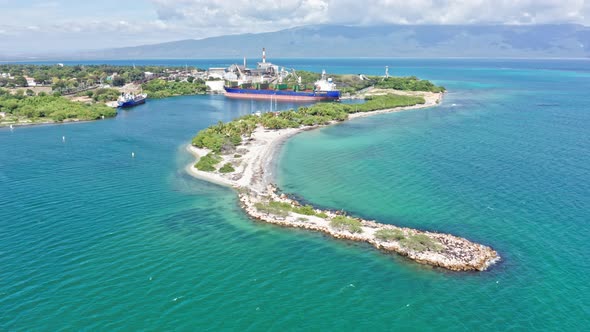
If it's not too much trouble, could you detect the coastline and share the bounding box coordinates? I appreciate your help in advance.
[186,91,501,271]
[0,117,111,128]
[0,91,213,129]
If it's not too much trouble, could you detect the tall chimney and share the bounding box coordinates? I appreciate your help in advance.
[262,48,266,63]
[244,56,246,68]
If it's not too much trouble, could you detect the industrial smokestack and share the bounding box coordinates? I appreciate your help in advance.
[262,48,266,63]
[244,56,246,68]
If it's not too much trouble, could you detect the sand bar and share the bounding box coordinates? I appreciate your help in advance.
[187,91,500,271]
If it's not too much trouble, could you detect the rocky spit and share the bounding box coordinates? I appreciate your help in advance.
[239,186,499,272]
[187,91,501,272]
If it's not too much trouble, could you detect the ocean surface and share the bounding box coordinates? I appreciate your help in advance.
[1,59,589,331]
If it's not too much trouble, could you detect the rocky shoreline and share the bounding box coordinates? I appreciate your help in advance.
[186,91,501,271]
[240,186,499,271]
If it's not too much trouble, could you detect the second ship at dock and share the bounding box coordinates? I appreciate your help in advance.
[220,48,341,101]
[117,92,147,108]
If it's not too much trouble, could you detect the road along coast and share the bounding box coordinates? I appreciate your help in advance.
[186,91,500,271]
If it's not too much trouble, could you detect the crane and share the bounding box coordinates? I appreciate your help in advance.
[289,68,302,85]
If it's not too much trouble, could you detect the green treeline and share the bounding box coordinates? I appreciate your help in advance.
[0,89,117,122]
[141,79,208,98]
[289,70,446,94]
[0,64,197,90]
[192,94,425,154]
[80,88,121,102]
[375,76,446,93]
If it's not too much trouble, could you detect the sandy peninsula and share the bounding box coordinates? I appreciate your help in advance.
[186,91,500,271]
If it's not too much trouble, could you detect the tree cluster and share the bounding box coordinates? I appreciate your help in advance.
[375,76,446,93]
[191,94,425,153]
[0,64,201,92]
[285,70,446,94]
[142,79,208,98]
[0,88,116,122]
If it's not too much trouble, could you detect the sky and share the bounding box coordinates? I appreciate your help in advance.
[1,0,589,53]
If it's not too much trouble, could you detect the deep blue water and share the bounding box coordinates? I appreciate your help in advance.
[1,59,589,330]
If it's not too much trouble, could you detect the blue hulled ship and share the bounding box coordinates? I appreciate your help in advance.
[219,48,341,101]
[117,93,147,108]
[223,85,341,101]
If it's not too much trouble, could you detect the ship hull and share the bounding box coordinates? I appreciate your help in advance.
[223,87,340,101]
[118,98,146,108]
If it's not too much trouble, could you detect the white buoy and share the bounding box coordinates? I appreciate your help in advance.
[9,124,14,131]
[62,136,66,142]
[132,152,135,158]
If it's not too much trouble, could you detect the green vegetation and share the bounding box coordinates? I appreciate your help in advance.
[268,201,293,210]
[253,200,328,219]
[219,163,235,173]
[399,234,443,252]
[287,70,445,94]
[289,70,321,85]
[334,74,374,94]
[192,94,424,152]
[89,88,121,102]
[254,202,290,217]
[0,88,116,124]
[375,76,446,93]
[375,229,406,241]
[330,215,363,233]
[195,153,222,172]
[0,64,211,125]
[141,79,208,98]
[0,64,200,90]
[292,205,316,216]
[111,76,126,87]
[192,119,256,153]
[316,212,328,218]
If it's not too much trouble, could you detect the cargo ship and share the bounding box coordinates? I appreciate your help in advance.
[223,81,341,101]
[117,92,147,108]
[219,48,340,101]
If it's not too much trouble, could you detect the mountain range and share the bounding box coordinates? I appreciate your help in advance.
[8,24,590,60]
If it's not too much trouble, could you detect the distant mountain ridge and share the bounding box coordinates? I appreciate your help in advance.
[11,24,590,60]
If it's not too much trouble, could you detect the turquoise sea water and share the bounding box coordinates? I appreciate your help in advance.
[1,59,589,330]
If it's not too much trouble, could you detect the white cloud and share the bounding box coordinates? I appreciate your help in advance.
[150,0,329,36]
[151,0,590,28]
[1,0,589,53]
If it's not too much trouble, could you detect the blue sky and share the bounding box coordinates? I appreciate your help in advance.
[1,0,589,54]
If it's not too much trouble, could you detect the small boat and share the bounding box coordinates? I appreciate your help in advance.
[117,93,147,108]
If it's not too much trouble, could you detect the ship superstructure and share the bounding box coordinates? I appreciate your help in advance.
[217,48,340,101]
[117,92,147,108]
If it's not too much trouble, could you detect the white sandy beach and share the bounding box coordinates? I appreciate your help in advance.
[187,91,443,191]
